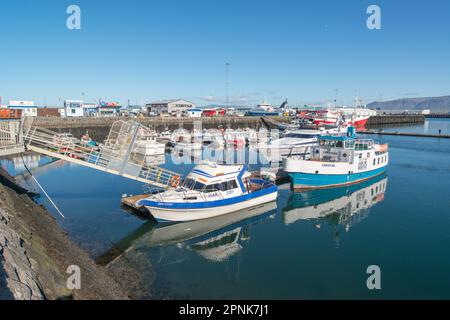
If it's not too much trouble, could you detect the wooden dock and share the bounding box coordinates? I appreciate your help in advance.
[358,130,450,139]
[121,194,148,210]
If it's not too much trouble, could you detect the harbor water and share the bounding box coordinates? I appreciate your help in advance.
[2,119,450,299]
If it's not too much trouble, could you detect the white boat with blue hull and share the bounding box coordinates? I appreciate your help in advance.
[136,161,278,222]
[283,127,389,190]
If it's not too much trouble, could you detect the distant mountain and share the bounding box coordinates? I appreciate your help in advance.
[367,95,450,113]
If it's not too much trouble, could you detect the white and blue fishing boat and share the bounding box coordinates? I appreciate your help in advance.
[283,127,389,190]
[136,161,278,222]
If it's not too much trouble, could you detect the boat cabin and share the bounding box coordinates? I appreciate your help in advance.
[178,162,269,195]
[311,134,375,163]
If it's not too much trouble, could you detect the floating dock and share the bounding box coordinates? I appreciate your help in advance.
[358,130,450,139]
[121,194,148,211]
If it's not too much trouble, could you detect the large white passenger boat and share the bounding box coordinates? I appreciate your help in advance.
[283,127,389,189]
[136,161,278,222]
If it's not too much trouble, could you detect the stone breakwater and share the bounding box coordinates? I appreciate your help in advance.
[31,116,288,141]
[0,207,44,300]
[30,115,425,142]
[0,168,131,300]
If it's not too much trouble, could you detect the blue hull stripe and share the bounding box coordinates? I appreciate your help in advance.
[137,183,277,210]
[289,166,387,188]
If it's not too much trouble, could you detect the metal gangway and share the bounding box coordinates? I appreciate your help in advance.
[0,118,25,156]
[23,120,182,189]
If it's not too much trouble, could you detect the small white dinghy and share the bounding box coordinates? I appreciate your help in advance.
[136,161,278,222]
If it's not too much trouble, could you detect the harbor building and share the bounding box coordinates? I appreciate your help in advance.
[62,100,84,117]
[183,108,202,117]
[62,100,100,117]
[146,99,196,116]
[98,103,121,117]
[8,100,37,117]
[82,102,99,117]
[202,108,226,117]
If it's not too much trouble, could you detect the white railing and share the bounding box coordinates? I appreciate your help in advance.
[24,121,182,189]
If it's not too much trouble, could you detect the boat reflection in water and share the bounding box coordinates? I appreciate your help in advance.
[97,201,277,266]
[149,201,277,261]
[283,174,388,234]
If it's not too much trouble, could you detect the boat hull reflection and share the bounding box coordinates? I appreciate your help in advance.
[97,201,277,265]
[283,174,388,226]
[147,201,277,246]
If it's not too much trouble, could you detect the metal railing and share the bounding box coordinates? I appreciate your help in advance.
[24,120,182,189]
[0,119,25,156]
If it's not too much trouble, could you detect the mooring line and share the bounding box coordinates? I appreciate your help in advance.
[21,154,65,219]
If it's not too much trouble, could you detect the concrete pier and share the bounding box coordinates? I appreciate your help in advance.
[367,115,425,126]
[425,114,450,119]
[358,130,450,139]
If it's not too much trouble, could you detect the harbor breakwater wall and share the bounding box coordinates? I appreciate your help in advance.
[31,115,425,142]
[32,116,288,141]
[367,115,425,127]
[0,168,134,300]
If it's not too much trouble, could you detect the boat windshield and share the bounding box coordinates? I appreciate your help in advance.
[181,177,239,192]
[181,178,205,191]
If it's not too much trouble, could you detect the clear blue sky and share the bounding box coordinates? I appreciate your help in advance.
[1,0,449,107]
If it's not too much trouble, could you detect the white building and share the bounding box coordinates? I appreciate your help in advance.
[62,100,99,117]
[146,99,196,116]
[183,108,202,118]
[82,102,99,117]
[63,100,84,117]
[98,105,121,117]
[8,101,37,117]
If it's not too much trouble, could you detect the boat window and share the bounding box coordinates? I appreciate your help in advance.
[336,141,343,148]
[221,180,239,191]
[204,183,222,193]
[345,140,355,149]
[192,181,206,191]
[181,178,195,189]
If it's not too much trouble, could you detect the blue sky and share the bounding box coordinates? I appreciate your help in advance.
[1,0,449,107]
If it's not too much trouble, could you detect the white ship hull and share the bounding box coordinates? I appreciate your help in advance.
[144,192,277,222]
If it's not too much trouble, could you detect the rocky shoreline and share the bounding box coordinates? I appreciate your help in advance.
[0,167,131,300]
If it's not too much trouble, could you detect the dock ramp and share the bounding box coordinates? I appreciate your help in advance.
[24,120,182,189]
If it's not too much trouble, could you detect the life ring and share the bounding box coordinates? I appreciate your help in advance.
[169,176,180,188]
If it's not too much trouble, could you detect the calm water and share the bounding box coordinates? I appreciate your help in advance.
[2,119,450,299]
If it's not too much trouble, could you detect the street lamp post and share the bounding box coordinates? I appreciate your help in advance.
[225,62,230,108]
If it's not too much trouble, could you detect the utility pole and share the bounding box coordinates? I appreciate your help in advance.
[225,62,230,108]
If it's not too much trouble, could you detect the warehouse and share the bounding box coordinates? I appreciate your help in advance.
[146,99,196,116]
